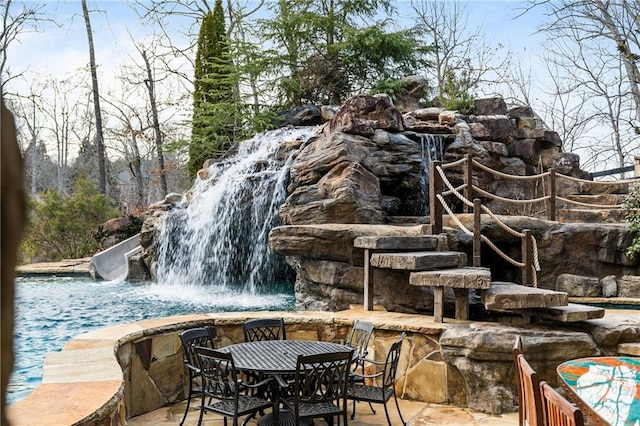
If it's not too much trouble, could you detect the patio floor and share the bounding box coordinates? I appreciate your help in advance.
[127,398,519,425]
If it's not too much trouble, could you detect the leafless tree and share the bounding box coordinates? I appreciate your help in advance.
[523,0,640,171]
[80,0,107,194]
[410,0,511,100]
[0,0,49,92]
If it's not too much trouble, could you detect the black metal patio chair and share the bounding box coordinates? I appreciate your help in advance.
[345,320,376,416]
[276,350,354,426]
[194,346,273,426]
[178,327,216,426]
[346,332,407,426]
[242,318,287,342]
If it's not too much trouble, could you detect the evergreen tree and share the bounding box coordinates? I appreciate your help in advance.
[189,0,236,178]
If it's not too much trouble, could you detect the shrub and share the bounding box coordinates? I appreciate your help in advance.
[623,182,640,259]
[19,176,120,263]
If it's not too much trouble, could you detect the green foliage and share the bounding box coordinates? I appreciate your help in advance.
[19,176,120,263]
[190,0,237,177]
[257,0,420,107]
[368,78,408,100]
[623,182,640,259]
[441,69,475,113]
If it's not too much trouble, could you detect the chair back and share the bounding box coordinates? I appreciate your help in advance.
[243,318,287,342]
[293,350,354,406]
[516,353,544,426]
[540,381,585,426]
[382,333,406,390]
[195,346,239,402]
[179,327,215,369]
[346,320,375,360]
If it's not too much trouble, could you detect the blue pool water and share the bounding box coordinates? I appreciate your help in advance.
[7,275,295,405]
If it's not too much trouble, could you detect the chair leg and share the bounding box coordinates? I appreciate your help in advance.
[368,401,376,415]
[393,392,406,426]
[383,402,393,426]
[197,394,205,426]
[180,377,194,426]
[351,399,357,420]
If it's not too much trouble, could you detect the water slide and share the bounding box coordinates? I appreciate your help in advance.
[89,233,141,281]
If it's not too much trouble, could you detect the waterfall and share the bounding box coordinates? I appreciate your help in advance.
[419,134,444,214]
[155,126,318,293]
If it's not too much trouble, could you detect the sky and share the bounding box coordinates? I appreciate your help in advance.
[5,0,545,98]
[2,0,574,166]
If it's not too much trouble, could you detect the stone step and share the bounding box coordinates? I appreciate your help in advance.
[555,208,626,224]
[370,251,467,271]
[513,303,605,322]
[564,193,627,206]
[409,267,491,289]
[617,342,640,356]
[482,281,568,310]
[354,235,447,251]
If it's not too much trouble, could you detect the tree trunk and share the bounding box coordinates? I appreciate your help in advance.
[81,0,107,194]
[141,49,168,197]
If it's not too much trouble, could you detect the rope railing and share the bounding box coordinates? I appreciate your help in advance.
[429,154,637,287]
[431,159,539,287]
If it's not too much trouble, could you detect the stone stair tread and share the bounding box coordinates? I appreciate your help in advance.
[354,235,445,251]
[482,281,568,310]
[370,251,467,271]
[617,342,640,356]
[513,303,605,322]
[410,267,491,289]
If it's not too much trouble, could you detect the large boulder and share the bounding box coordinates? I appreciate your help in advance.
[329,95,404,135]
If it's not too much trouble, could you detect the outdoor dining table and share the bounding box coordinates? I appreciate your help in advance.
[221,339,353,426]
[556,356,640,426]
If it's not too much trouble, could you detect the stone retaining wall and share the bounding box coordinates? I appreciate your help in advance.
[7,308,640,424]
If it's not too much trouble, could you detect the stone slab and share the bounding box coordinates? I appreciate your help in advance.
[617,342,640,356]
[353,235,446,251]
[482,281,568,310]
[371,251,467,271]
[514,303,605,322]
[409,267,491,289]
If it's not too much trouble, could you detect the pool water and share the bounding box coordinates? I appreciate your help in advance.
[7,275,295,405]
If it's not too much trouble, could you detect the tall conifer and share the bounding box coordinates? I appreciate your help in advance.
[189,0,236,178]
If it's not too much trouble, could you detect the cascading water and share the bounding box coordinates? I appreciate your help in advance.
[155,126,318,293]
[418,134,445,214]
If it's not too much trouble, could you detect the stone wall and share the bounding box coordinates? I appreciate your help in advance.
[8,309,640,423]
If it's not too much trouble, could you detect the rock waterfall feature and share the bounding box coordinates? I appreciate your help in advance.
[144,126,319,291]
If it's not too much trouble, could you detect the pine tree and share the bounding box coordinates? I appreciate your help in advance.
[189,0,236,178]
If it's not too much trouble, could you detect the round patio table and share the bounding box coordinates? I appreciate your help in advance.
[222,340,353,426]
[557,356,640,426]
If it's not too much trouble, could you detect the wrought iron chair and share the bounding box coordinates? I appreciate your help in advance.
[178,327,216,426]
[276,350,354,426]
[346,332,407,426]
[194,346,273,426]
[540,381,585,426]
[513,337,544,426]
[242,318,287,342]
[345,320,375,415]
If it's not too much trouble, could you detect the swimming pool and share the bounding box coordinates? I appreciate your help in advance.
[7,275,295,405]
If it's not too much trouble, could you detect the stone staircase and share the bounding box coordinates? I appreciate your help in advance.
[355,235,605,323]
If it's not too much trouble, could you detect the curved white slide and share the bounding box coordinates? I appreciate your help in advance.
[90,234,141,281]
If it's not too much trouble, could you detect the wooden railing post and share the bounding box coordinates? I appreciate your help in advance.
[464,154,473,213]
[547,169,556,221]
[522,229,532,286]
[473,198,482,267]
[429,161,443,235]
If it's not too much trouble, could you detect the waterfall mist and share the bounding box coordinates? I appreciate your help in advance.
[155,126,318,293]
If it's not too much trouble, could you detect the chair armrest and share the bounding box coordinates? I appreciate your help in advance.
[358,357,384,366]
[273,374,292,389]
[241,376,273,390]
[349,370,383,380]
